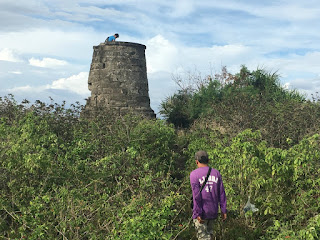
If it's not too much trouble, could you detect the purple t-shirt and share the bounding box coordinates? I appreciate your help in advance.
[190,166,227,219]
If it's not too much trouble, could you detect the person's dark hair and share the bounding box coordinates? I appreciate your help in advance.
[115,33,119,38]
[195,150,209,164]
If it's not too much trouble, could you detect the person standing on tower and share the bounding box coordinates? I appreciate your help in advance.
[105,33,119,43]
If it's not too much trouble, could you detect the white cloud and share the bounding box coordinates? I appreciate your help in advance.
[0,48,22,62]
[7,72,90,97]
[276,52,320,74]
[252,3,320,22]
[48,72,90,96]
[9,71,22,74]
[210,44,249,56]
[146,35,255,74]
[283,82,290,90]
[170,0,195,17]
[198,0,320,22]
[146,35,179,73]
[8,85,33,92]
[29,57,68,68]
[255,51,320,81]
[0,29,101,60]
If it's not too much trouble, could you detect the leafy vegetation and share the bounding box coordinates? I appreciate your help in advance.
[1,66,320,239]
[160,66,319,148]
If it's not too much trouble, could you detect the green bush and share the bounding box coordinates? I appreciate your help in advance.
[1,90,319,239]
[186,129,320,239]
[0,97,188,239]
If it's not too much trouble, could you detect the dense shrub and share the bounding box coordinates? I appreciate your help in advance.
[1,71,320,240]
[0,97,187,239]
[160,66,320,148]
[186,129,320,239]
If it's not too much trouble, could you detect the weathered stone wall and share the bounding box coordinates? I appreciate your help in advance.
[83,41,155,118]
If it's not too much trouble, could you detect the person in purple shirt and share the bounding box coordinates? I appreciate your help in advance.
[190,150,227,240]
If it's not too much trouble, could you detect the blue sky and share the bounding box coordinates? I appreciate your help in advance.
[1,0,320,115]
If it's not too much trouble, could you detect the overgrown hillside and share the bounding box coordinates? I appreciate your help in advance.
[1,66,320,239]
[160,66,320,148]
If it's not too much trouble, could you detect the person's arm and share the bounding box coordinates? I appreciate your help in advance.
[190,173,203,221]
[219,174,227,221]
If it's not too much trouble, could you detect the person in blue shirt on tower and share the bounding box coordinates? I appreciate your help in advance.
[105,33,119,43]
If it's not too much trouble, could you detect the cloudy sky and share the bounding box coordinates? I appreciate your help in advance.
[1,0,320,115]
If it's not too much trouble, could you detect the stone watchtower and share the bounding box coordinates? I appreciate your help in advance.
[83,41,155,118]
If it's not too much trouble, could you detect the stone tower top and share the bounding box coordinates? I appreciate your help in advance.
[82,41,156,118]
[96,41,146,48]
